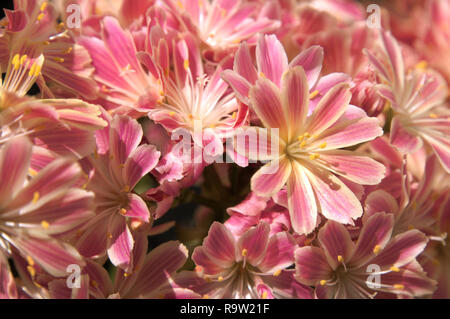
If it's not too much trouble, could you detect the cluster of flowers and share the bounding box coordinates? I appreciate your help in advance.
[0,0,448,299]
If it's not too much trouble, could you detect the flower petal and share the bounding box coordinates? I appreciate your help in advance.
[287,162,317,234]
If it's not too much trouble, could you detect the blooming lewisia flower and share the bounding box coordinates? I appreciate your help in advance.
[75,114,160,272]
[147,32,244,161]
[366,31,450,172]
[0,0,98,98]
[0,136,95,297]
[163,0,280,59]
[295,212,436,298]
[190,221,312,299]
[79,16,163,116]
[228,36,385,234]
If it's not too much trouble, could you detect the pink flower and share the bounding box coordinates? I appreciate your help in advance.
[163,0,280,59]
[365,155,449,236]
[366,31,450,172]
[190,221,312,299]
[227,36,385,234]
[77,232,198,299]
[0,0,98,98]
[78,16,163,116]
[295,212,436,298]
[0,136,95,293]
[75,114,161,272]
[148,33,244,160]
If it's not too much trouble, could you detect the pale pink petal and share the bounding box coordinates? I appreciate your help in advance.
[281,66,309,137]
[351,212,395,267]
[304,167,363,225]
[318,151,386,185]
[221,70,251,104]
[123,241,188,298]
[107,216,134,270]
[256,34,288,87]
[364,190,399,217]
[289,45,324,88]
[110,115,143,165]
[259,232,296,273]
[318,220,355,269]
[307,83,352,136]
[287,162,317,235]
[227,192,268,217]
[12,236,84,278]
[202,222,236,267]
[251,157,291,197]
[390,117,423,153]
[233,41,258,84]
[295,247,332,286]
[0,136,31,203]
[123,193,150,223]
[249,78,287,136]
[371,229,428,269]
[123,144,160,188]
[237,222,270,266]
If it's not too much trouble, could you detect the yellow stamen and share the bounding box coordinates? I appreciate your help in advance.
[41,220,50,229]
[309,153,320,160]
[90,280,98,288]
[337,255,344,263]
[26,256,35,266]
[231,112,237,119]
[241,248,248,257]
[393,284,404,290]
[176,1,184,9]
[119,208,127,215]
[429,113,438,119]
[202,294,210,299]
[40,2,48,12]
[304,132,310,138]
[37,13,45,21]
[43,41,50,45]
[273,269,282,277]
[183,59,189,70]
[309,90,319,99]
[188,114,194,120]
[415,61,427,70]
[12,54,20,70]
[29,63,37,77]
[259,72,265,78]
[63,47,73,54]
[261,291,268,299]
[27,265,36,277]
[20,55,28,65]
[107,233,113,239]
[300,140,307,148]
[169,111,175,116]
[390,266,400,272]
[123,272,130,277]
[28,168,38,177]
[319,142,327,149]
[218,276,224,282]
[373,245,381,254]
[407,225,415,230]
[320,280,327,286]
[53,57,64,63]
[122,185,130,192]
[32,192,40,204]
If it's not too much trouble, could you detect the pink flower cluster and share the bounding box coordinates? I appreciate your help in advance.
[0,0,448,299]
